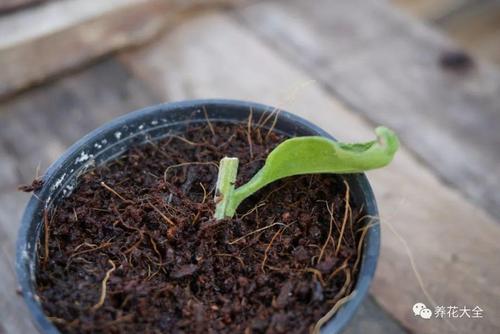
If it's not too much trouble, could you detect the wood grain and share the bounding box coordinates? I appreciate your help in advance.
[0,237,36,334]
[233,0,500,221]
[0,0,171,99]
[121,11,500,333]
[0,0,44,13]
[438,0,500,64]
[391,0,469,20]
[0,0,241,99]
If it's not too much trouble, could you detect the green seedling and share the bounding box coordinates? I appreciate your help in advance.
[214,126,399,220]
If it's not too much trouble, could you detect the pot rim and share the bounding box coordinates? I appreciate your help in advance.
[16,99,380,334]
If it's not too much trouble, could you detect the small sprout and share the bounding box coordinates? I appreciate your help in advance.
[214,157,239,220]
[214,126,399,220]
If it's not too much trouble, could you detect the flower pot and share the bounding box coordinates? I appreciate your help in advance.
[16,99,380,333]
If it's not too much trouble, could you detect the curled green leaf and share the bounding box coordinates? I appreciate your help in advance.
[215,126,399,219]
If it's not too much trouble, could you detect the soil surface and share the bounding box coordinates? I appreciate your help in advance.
[36,121,365,334]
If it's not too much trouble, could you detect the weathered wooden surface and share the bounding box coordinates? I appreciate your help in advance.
[438,0,500,64]
[0,0,44,13]
[392,0,470,20]
[393,0,500,64]
[0,0,169,99]
[121,11,500,333]
[344,297,406,334]
[0,0,240,99]
[1,1,500,334]
[233,0,500,221]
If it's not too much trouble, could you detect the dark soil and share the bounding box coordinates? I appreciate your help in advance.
[18,178,44,192]
[36,121,366,334]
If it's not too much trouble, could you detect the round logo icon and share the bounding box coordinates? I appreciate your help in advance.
[413,302,432,320]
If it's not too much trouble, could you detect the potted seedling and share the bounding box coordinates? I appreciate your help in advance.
[17,100,398,334]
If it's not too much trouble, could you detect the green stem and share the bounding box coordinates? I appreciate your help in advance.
[214,157,239,220]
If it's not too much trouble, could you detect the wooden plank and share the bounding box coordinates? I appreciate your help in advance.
[0,58,159,333]
[0,149,35,334]
[0,144,34,332]
[120,11,500,333]
[0,0,171,99]
[344,296,407,334]
[0,0,141,48]
[0,0,44,13]
[0,0,239,99]
[437,0,500,64]
[391,0,470,20]
[233,0,500,221]
[0,241,37,334]
[0,144,20,191]
[391,0,500,64]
